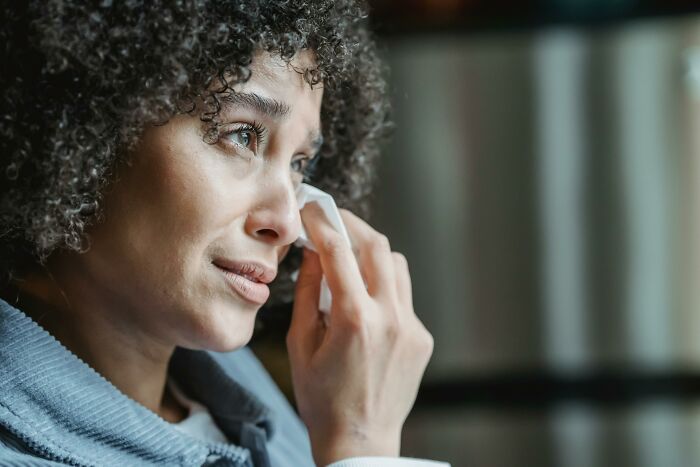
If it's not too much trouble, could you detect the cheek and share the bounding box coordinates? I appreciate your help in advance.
[92,125,259,292]
[121,131,253,258]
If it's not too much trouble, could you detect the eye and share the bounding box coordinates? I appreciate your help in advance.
[291,153,320,182]
[228,129,254,148]
[290,155,309,174]
[220,121,266,153]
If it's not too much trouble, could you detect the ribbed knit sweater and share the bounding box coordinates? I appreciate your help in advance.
[0,298,315,466]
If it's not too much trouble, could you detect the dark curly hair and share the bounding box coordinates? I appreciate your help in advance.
[0,0,390,303]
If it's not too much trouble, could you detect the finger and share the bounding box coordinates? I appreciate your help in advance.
[339,209,396,300]
[300,203,365,300]
[291,248,323,326]
[393,252,414,312]
[288,249,324,357]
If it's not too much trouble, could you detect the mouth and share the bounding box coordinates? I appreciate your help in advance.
[212,259,276,305]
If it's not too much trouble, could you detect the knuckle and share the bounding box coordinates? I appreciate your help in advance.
[368,233,391,256]
[392,252,409,270]
[334,294,357,312]
[335,297,365,328]
[421,329,435,354]
[384,316,400,342]
[392,251,407,263]
[343,309,367,336]
[339,208,363,227]
[376,233,391,250]
[410,319,434,353]
[320,233,347,258]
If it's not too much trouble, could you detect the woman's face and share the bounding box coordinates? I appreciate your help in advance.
[71,51,323,351]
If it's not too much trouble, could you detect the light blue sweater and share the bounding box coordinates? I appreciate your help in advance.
[0,298,315,466]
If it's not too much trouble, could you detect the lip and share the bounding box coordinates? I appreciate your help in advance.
[212,259,276,305]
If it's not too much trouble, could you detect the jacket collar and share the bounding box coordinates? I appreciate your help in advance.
[0,298,270,466]
[170,347,275,443]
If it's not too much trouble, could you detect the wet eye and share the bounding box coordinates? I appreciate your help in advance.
[220,121,266,154]
[226,129,254,149]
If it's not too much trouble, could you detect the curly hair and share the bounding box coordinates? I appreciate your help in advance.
[0,0,390,303]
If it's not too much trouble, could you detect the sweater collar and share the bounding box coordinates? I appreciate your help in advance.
[0,298,269,466]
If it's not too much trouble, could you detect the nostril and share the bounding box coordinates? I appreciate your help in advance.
[256,228,279,239]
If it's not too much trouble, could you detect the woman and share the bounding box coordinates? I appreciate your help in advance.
[0,1,444,466]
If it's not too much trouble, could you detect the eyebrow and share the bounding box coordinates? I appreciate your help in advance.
[220,90,323,153]
[219,91,291,120]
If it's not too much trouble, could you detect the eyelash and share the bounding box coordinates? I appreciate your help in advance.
[221,121,267,152]
[219,121,318,180]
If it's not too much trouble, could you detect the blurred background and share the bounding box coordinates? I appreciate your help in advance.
[253,1,700,466]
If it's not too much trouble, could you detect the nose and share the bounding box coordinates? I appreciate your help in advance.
[245,175,301,247]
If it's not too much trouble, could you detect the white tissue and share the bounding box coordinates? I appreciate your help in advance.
[294,183,352,313]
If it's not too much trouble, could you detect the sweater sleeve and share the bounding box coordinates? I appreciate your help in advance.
[327,457,451,467]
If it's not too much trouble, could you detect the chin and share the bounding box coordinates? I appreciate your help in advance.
[187,299,260,353]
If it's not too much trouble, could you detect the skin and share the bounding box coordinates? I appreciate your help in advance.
[11,50,434,464]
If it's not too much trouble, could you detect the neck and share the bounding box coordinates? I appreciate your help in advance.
[5,260,187,423]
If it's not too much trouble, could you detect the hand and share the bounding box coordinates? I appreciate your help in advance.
[286,203,434,466]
